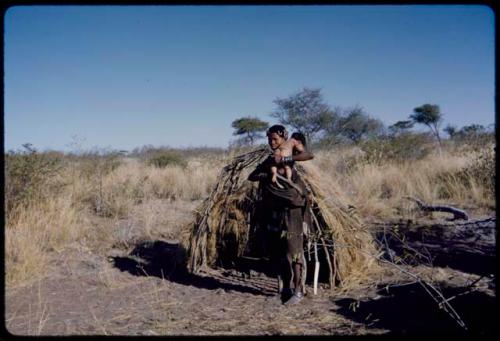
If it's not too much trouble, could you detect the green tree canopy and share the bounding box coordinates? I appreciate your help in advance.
[443,124,457,138]
[338,107,385,143]
[388,120,415,137]
[410,104,443,149]
[271,87,333,142]
[231,116,269,146]
[453,124,487,141]
[322,106,384,144]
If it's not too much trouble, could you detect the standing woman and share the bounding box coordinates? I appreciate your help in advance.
[248,124,314,305]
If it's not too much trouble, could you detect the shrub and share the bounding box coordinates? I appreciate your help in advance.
[5,144,64,213]
[465,144,495,196]
[453,131,495,153]
[359,133,433,165]
[147,150,187,169]
[74,149,122,180]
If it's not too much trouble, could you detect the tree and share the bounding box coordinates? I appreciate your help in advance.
[454,124,489,145]
[443,124,457,139]
[458,124,486,136]
[231,117,269,146]
[271,87,333,142]
[388,120,415,137]
[410,104,443,149]
[337,107,385,143]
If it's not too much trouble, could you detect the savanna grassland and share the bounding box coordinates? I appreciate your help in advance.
[4,136,495,335]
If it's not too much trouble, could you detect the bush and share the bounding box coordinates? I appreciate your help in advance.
[466,144,495,195]
[453,131,495,153]
[359,133,433,165]
[147,150,187,169]
[5,144,64,213]
[72,149,122,179]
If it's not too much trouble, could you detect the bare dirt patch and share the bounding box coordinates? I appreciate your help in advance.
[5,199,496,336]
[6,241,495,336]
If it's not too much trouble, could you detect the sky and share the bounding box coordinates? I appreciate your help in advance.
[4,5,495,152]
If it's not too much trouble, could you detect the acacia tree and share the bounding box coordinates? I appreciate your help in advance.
[271,87,333,143]
[410,104,443,150]
[388,120,415,137]
[231,117,269,146]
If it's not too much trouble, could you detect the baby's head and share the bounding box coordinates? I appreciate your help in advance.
[291,132,306,147]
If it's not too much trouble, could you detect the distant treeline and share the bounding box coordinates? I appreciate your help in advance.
[229,87,494,152]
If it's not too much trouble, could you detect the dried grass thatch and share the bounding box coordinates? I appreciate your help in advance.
[181,148,381,291]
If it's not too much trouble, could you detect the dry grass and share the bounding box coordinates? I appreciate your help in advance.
[5,196,87,287]
[5,142,494,289]
[130,199,199,241]
[313,146,494,220]
[5,153,227,288]
[300,162,382,290]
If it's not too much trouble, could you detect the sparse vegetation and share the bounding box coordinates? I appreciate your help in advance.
[147,150,187,169]
[4,137,496,337]
[4,139,495,289]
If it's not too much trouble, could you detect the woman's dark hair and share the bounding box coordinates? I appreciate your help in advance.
[266,124,288,140]
[291,132,306,147]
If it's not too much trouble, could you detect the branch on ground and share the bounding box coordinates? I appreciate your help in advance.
[405,196,469,221]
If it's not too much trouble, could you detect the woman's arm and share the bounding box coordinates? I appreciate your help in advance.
[293,150,314,161]
[247,157,273,182]
[292,141,314,161]
[274,142,313,164]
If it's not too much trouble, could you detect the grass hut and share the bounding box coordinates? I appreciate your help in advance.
[181,148,381,292]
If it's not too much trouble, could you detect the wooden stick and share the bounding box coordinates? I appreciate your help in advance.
[275,174,305,196]
[405,196,469,221]
[301,253,307,295]
[310,207,335,288]
[313,241,319,295]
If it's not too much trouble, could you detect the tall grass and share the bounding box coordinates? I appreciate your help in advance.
[313,144,495,220]
[5,195,86,286]
[4,148,225,287]
[4,142,494,287]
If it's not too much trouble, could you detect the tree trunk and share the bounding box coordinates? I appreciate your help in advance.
[247,132,254,146]
[427,123,442,154]
[372,217,496,276]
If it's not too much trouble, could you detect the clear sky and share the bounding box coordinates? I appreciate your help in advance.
[4,5,495,152]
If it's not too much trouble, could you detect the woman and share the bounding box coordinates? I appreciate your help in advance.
[248,124,314,305]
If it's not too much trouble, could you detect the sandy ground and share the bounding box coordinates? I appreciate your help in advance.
[5,200,496,336]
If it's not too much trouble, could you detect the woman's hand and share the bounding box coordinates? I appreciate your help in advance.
[273,154,283,165]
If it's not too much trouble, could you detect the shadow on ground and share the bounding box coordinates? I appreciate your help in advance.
[110,240,275,296]
[374,225,496,277]
[333,282,497,335]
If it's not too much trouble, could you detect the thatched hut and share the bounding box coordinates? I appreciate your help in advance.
[181,147,381,292]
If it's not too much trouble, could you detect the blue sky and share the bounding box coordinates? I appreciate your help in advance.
[4,5,495,151]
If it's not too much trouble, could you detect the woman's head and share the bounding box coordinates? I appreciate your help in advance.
[266,124,288,150]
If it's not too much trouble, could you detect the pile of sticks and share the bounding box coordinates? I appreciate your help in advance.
[185,148,269,273]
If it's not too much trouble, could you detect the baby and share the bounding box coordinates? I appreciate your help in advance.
[271,132,307,188]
